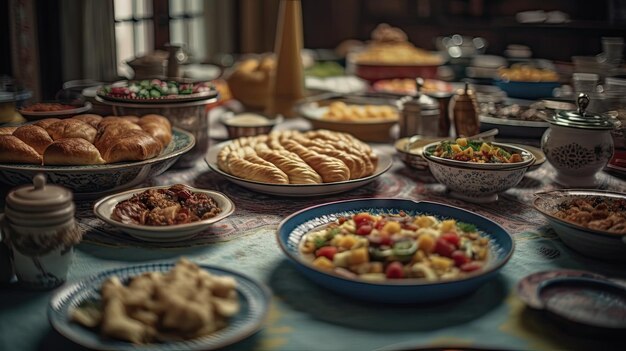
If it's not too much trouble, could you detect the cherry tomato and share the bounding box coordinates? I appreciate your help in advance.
[434,238,455,258]
[441,233,460,247]
[451,250,470,267]
[375,219,387,230]
[367,234,392,246]
[315,246,338,260]
[353,213,374,226]
[460,261,483,272]
[385,261,404,279]
[356,224,372,236]
[338,217,348,225]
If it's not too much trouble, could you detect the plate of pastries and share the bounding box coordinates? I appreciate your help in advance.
[205,130,392,196]
[0,114,194,196]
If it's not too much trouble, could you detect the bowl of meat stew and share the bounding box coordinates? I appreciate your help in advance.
[533,189,626,261]
[94,184,235,242]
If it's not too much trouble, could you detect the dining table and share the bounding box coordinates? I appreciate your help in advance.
[0,116,625,351]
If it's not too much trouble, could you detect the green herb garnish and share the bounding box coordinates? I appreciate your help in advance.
[457,222,477,232]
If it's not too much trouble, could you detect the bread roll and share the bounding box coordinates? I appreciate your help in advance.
[0,126,17,135]
[94,122,142,152]
[140,122,172,147]
[138,114,171,129]
[33,118,61,129]
[73,114,103,128]
[0,135,42,164]
[12,125,53,154]
[120,115,140,123]
[99,130,163,163]
[46,119,97,143]
[43,138,105,165]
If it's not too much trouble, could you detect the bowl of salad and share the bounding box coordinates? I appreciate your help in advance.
[276,198,514,303]
[422,139,535,203]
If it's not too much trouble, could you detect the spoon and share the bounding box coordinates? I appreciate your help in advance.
[405,128,499,152]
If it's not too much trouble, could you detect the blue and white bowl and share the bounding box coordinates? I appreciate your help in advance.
[276,198,514,304]
[0,128,194,199]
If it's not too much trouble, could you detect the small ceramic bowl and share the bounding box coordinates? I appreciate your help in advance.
[94,185,235,242]
[533,189,626,261]
[424,156,531,203]
[220,111,282,139]
[422,141,536,170]
[394,136,443,170]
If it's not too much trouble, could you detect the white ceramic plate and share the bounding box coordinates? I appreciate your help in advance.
[49,263,271,351]
[93,185,235,242]
[205,141,393,197]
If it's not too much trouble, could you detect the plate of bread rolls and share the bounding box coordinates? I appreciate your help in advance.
[205,130,392,197]
[0,114,195,198]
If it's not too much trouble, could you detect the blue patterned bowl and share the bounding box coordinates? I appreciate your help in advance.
[0,128,194,199]
[48,262,271,351]
[276,198,514,304]
[424,155,530,203]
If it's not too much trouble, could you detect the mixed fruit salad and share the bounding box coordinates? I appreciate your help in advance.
[431,138,523,164]
[300,211,491,282]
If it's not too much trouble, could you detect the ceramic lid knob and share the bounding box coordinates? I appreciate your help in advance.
[6,173,73,213]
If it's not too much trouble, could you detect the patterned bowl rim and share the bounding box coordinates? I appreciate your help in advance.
[0,127,195,173]
[48,262,272,351]
[93,185,236,232]
[422,141,535,170]
[533,189,626,239]
[276,198,515,287]
[424,154,532,172]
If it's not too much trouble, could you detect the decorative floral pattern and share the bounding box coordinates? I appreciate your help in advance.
[427,162,527,198]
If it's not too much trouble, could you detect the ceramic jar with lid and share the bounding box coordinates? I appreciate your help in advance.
[0,174,82,288]
[450,83,480,137]
[398,91,440,138]
[542,94,616,187]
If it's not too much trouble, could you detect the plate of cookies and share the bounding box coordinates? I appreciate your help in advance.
[0,114,195,197]
[205,130,392,197]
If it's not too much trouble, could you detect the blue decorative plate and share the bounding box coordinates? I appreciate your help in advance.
[276,198,514,304]
[48,263,271,351]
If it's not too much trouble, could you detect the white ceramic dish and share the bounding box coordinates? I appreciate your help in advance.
[94,185,235,242]
[533,189,626,261]
[205,141,393,197]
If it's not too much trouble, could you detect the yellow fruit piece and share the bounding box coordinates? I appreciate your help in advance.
[349,247,369,265]
[414,215,436,228]
[417,234,436,253]
[456,138,468,147]
[480,143,491,153]
[382,221,402,234]
[313,256,335,270]
[451,144,463,153]
[339,235,357,249]
[431,256,454,270]
[440,219,456,233]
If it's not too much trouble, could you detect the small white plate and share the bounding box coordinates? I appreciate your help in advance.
[205,141,392,197]
[93,185,235,242]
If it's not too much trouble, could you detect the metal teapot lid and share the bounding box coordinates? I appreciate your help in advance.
[547,93,614,130]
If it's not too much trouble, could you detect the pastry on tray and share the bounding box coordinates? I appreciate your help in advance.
[0,114,172,166]
[217,130,378,184]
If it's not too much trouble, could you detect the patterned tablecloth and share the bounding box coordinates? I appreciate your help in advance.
[1,120,625,351]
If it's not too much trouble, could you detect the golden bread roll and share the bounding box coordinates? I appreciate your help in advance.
[0,126,17,135]
[99,129,163,163]
[281,139,351,182]
[140,122,172,147]
[73,114,103,128]
[46,119,97,143]
[98,116,128,128]
[12,125,53,154]
[94,122,142,151]
[0,135,42,164]
[224,150,289,184]
[139,114,171,129]
[33,118,61,129]
[43,138,105,165]
[120,115,140,123]
[254,144,322,184]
